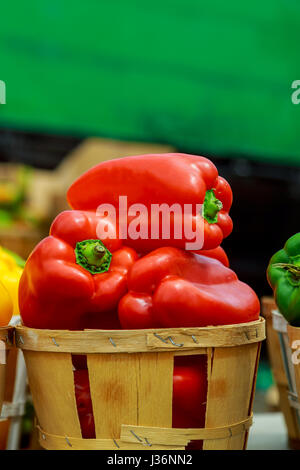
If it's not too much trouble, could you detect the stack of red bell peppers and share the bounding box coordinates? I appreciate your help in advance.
[19,154,260,448]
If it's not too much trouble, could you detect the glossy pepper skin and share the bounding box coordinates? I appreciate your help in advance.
[173,355,207,450]
[19,210,138,330]
[67,153,233,250]
[0,281,13,326]
[119,247,260,329]
[197,246,229,267]
[0,246,24,317]
[267,233,300,326]
[74,370,96,439]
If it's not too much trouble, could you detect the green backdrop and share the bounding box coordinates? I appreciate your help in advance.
[0,0,300,164]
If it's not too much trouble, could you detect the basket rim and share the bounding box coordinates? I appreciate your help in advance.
[15,317,265,353]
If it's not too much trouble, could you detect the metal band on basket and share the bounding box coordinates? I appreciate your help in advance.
[36,415,253,450]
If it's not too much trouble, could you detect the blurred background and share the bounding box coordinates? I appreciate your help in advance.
[0,0,299,448]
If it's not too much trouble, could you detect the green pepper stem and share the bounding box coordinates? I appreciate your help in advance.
[84,244,105,265]
[273,263,300,280]
[202,189,223,224]
[75,239,112,275]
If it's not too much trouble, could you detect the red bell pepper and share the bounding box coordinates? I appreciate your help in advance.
[197,246,229,267]
[173,355,207,450]
[118,247,260,329]
[67,153,233,250]
[19,210,138,330]
[74,370,96,439]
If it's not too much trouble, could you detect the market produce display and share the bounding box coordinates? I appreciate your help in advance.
[0,166,29,229]
[267,233,300,326]
[0,165,42,230]
[18,153,260,450]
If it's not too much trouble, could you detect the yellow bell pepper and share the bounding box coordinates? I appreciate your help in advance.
[0,246,24,317]
[0,281,13,326]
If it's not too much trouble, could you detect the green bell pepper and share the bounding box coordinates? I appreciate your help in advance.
[267,233,300,326]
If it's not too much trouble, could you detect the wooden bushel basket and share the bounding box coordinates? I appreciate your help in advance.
[0,347,27,450]
[15,319,265,450]
[0,327,14,416]
[262,297,300,449]
[287,324,300,450]
[0,317,28,450]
